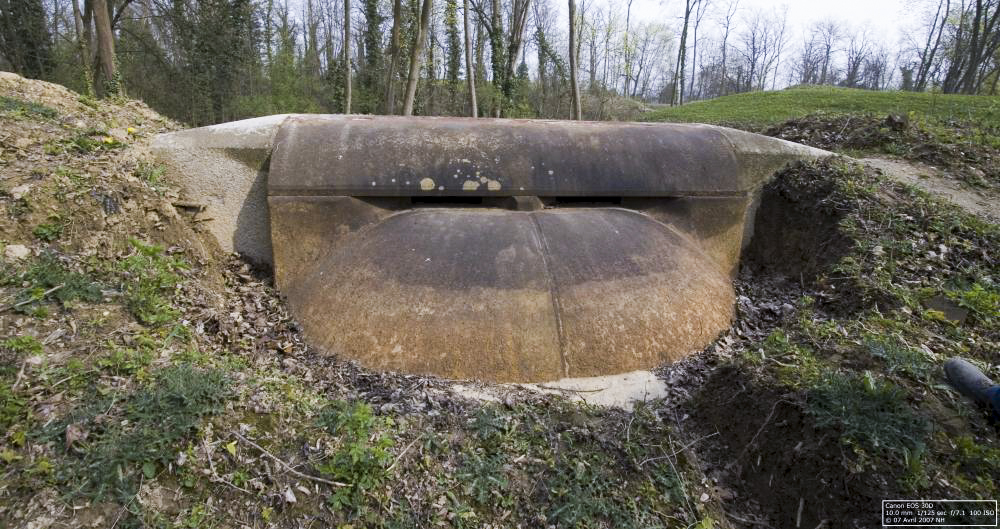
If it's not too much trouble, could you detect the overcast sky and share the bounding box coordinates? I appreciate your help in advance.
[625,0,920,42]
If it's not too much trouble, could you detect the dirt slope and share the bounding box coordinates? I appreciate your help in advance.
[861,156,1000,221]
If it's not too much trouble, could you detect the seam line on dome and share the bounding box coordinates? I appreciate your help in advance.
[529,212,569,378]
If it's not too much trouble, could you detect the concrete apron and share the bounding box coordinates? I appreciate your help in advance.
[153,115,831,385]
[452,370,669,411]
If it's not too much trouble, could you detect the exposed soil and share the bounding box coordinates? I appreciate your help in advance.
[861,156,1000,221]
[765,112,1000,190]
[688,366,888,529]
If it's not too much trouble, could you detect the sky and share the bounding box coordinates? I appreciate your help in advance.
[625,0,921,40]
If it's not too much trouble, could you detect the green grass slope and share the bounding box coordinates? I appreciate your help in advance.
[643,85,1000,130]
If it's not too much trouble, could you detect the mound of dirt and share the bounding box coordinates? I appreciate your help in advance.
[765,112,1000,188]
[689,366,896,529]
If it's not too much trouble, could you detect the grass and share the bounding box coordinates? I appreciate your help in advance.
[40,364,228,504]
[0,338,37,434]
[4,77,999,527]
[44,128,126,155]
[1,242,185,324]
[643,85,1000,130]
[116,239,187,326]
[741,157,999,497]
[2,253,103,315]
[807,370,930,458]
[450,403,691,528]
[0,96,58,119]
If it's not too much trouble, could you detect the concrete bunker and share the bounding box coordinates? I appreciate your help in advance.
[153,115,829,382]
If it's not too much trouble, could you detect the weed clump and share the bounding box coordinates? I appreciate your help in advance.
[43,364,228,503]
[117,239,187,325]
[2,254,102,315]
[2,335,43,356]
[865,338,932,379]
[316,400,394,514]
[807,370,930,459]
[456,403,688,527]
[947,283,1000,329]
[32,217,64,242]
[0,96,57,119]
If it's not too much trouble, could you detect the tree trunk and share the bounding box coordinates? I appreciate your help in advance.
[91,0,118,97]
[463,0,477,116]
[344,0,352,113]
[688,0,706,100]
[588,26,596,90]
[674,0,692,105]
[384,0,403,114]
[71,0,94,96]
[916,0,950,90]
[623,0,633,96]
[568,0,582,119]
[402,0,432,115]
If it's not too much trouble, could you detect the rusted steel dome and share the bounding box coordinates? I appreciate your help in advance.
[153,115,830,382]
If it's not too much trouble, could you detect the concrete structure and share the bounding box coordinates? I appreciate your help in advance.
[153,115,830,382]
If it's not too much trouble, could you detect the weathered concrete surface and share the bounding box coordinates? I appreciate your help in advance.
[451,370,669,410]
[154,114,833,382]
[151,114,303,264]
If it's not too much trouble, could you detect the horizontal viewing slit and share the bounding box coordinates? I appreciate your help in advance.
[410,196,485,206]
[552,196,623,206]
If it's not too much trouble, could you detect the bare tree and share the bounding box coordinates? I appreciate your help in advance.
[403,0,434,115]
[943,0,1000,93]
[623,0,634,97]
[717,0,739,95]
[688,0,710,99]
[813,19,843,85]
[384,0,403,113]
[463,0,477,116]
[734,7,786,91]
[569,0,582,118]
[843,25,872,87]
[92,0,118,97]
[344,0,352,113]
[914,0,951,90]
[673,0,695,105]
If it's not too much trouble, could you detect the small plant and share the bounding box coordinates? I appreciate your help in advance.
[136,162,166,185]
[807,370,929,458]
[117,239,187,325]
[60,129,125,154]
[55,167,91,190]
[947,435,1000,497]
[7,196,32,218]
[2,335,43,356]
[3,254,103,313]
[43,364,228,503]
[865,337,931,378]
[758,329,824,387]
[0,380,27,432]
[948,283,999,327]
[98,346,154,377]
[316,400,394,513]
[32,217,64,242]
[0,96,57,119]
[77,94,98,108]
